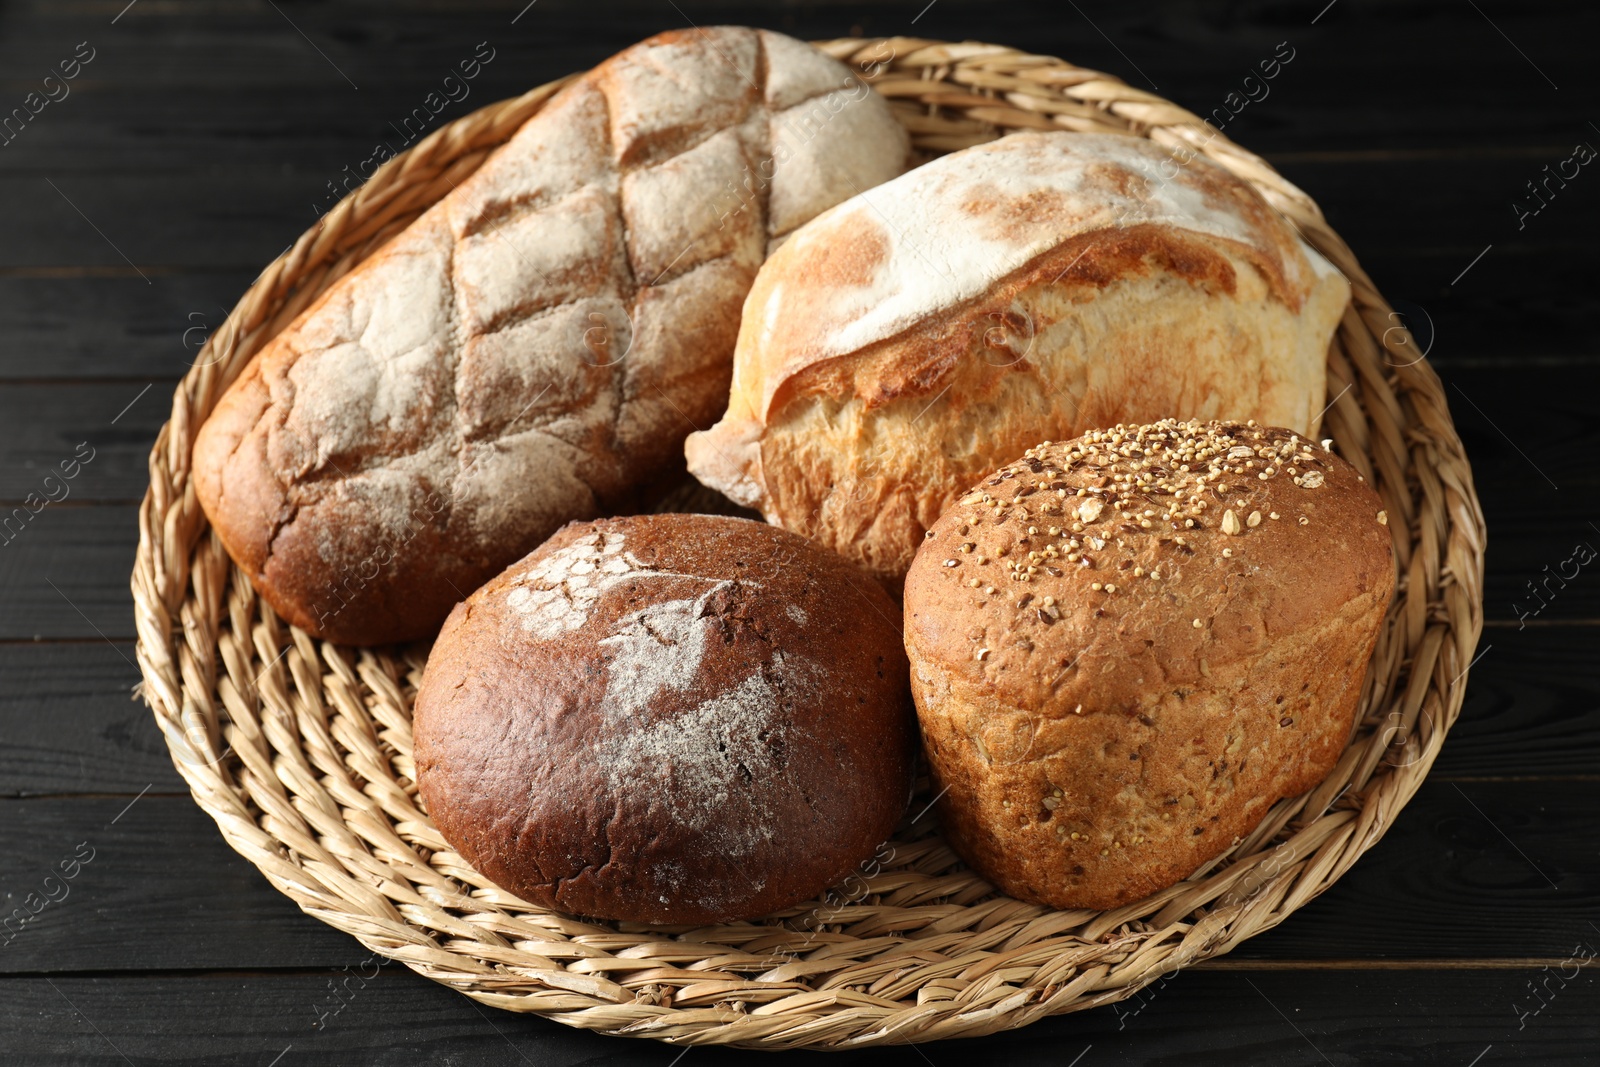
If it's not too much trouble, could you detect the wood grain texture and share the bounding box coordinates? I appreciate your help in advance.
[0,965,1593,1065]
[0,643,180,796]
[0,797,362,974]
[0,0,1594,1059]
[0,780,1592,975]
[0,271,256,381]
[1,509,1593,643]
[0,506,138,639]
[0,628,1594,799]
[1,271,1593,384]
[0,383,165,501]
[2,156,1594,270]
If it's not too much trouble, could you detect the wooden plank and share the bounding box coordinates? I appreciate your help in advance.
[1431,627,1600,781]
[0,270,258,381]
[0,15,1595,178]
[0,797,367,973]
[0,382,166,502]
[2,257,1594,383]
[17,355,1600,504]
[3,501,1596,637]
[0,171,309,271]
[0,643,182,797]
[0,962,1593,1064]
[0,474,1593,644]
[1,624,1592,798]
[1230,779,1599,961]
[0,0,1591,116]
[0,505,139,639]
[1,350,1597,511]
[0,780,1593,974]
[7,86,1598,177]
[2,146,1595,271]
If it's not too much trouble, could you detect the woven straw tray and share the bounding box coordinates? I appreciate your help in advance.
[131,37,1486,1050]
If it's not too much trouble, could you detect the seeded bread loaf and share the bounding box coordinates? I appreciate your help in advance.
[686,132,1350,585]
[413,513,914,924]
[193,27,908,645]
[902,420,1394,910]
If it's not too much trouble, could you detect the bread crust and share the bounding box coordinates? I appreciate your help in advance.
[193,27,908,644]
[413,514,914,924]
[902,420,1394,910]
[686,133,1351,584]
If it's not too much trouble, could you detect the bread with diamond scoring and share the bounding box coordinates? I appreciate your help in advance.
[192,27,908,645]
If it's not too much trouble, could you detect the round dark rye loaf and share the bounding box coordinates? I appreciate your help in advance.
[413,513,913,924]
[903,419,1395,910]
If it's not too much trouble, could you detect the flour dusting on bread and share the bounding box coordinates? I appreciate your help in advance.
[505,530,640,639]
[686,131,1351,585]
[597,584,725,718]
[192,28,909,645]
[598,669,785,836]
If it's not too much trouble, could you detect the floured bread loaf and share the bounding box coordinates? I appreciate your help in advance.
[903,420,1394,909]
[194,27,908,644]
[413,514,914,924]
[686,132,1350,585]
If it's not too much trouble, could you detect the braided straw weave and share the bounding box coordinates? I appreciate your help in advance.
[132,38,1486,1049]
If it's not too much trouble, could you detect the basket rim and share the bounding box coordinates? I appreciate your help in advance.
[130,32,1487,1050]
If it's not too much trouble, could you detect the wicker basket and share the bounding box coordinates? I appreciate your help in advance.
[131,37,1486,1049]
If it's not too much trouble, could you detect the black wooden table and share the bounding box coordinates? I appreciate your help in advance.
[2,1,1596,1063]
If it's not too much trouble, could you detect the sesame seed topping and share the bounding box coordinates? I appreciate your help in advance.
[1377,510,1388,525]
[933,420,1340,636]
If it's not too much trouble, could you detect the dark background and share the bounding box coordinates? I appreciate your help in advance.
[1,0,1597,1063]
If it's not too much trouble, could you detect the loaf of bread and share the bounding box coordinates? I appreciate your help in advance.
[413,513,914,924]
[903,420,1393,910]
[686,132,1351,585]
[194,28,908,644]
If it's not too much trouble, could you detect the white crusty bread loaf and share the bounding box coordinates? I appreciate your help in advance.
[193,27,908,645]
[685,132,1351,585]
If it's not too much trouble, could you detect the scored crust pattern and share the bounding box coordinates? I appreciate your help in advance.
[192,27,908,644]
